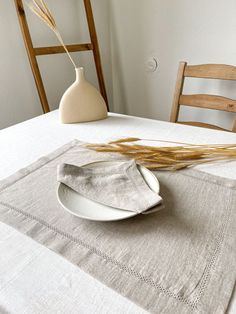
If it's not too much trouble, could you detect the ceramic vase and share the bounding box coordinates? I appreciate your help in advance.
[59,67,107,123]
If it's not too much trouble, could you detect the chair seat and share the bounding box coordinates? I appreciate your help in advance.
[178,121,229,132]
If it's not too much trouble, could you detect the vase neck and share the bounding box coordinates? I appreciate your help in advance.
[75,67,85,83]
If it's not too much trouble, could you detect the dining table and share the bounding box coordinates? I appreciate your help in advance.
[0,110,235,314]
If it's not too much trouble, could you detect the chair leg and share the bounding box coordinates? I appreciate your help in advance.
[14,0,50,114]
[232,118,236,132]
[170,62,186,123]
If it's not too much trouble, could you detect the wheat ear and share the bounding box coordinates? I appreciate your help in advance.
[85,138,236,171]
[27,0,77,68]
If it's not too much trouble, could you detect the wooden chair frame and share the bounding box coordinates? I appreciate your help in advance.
[170,61,236,132]
[15,0,109,113]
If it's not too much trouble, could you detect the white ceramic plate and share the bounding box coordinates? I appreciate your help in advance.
[57,161,160,222]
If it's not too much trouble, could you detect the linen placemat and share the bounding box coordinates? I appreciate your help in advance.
[0,140,235,314]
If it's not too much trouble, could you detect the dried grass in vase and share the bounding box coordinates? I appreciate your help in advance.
[27,0,77,68]
[85,138,236,171]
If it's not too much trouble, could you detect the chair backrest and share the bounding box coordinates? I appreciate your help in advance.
[170,62,236,132]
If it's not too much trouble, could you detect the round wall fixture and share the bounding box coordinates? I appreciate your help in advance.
[146,57,158,72]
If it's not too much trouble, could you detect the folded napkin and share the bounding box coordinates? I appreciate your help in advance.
[57,160,163,214]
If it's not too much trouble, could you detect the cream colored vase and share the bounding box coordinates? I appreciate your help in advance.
[59,67,107,123]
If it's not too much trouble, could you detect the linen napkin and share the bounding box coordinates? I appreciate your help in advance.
[57,159,163,213]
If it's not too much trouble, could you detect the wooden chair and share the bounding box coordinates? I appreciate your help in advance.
[170,62,236,132]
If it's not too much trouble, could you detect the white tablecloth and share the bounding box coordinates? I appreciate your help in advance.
[0,111,235,314]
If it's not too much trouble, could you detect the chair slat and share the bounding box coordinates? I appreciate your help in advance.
[179,94,236,112]
[34,43,93,56]
[178,121,228,131]
[184,64,236,80]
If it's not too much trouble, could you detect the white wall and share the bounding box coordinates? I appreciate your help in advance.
[0,0,112,129]
[110,0,236,130]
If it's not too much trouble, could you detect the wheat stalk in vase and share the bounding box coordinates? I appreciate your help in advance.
[27,0,77,68]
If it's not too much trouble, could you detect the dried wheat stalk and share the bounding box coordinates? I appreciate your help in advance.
[27,0,77,68]
[85,138,236,170]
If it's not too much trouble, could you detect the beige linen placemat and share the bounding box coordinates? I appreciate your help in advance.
[0,140,235,314]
